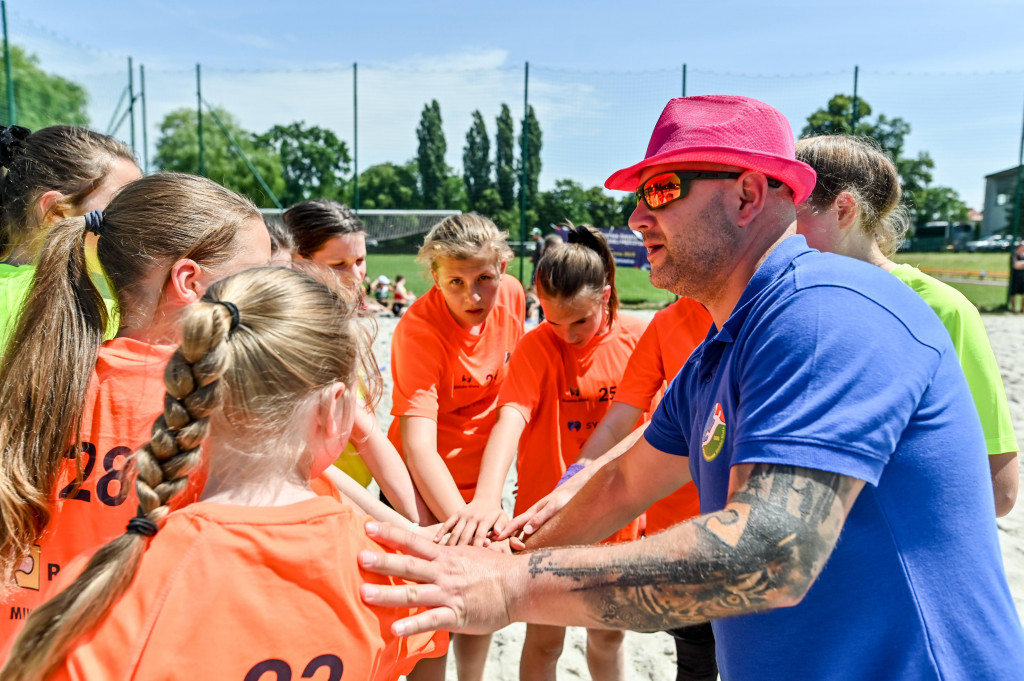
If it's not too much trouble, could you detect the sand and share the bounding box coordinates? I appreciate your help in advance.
[367,310,1024,680]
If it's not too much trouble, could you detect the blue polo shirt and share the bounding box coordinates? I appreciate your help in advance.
[646,235,1024,681]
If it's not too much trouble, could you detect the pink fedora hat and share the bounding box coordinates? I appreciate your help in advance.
[605,95,816,204]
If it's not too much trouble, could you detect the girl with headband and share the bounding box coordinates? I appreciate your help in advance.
[1,266,446,681]
[795,134,1017,516]
[0,173,271,646]
[441,224,646,681]
[0,125,140,352]
[388,213,525,681]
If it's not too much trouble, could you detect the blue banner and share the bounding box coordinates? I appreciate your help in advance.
[553,227,650,269]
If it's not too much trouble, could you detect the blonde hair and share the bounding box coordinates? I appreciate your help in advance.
[415,213,513,270]
[1,266,379,681]
[535,223,618,330]
[795,134,910,257]
[0,172,260,587]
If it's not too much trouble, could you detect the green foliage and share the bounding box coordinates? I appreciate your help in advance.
[495,104,516,210]
[802,94,964,228]
[912,186,969,226]
[0,43,89,129]
[154,107,285,208]
[536,180,627,228]
[463,110,492,211]
[516,104,542,211]
[259,121,351,205]
[356,161,420,209]
[416,100,447,209]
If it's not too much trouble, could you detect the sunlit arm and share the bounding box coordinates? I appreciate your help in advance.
[400,415,468,523]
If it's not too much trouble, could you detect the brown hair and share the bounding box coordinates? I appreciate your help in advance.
[0,125,136,260]
[535,223,618,329]
[1,266,378,681]
[281,199,364,258]
[415,213,513,270]
[0,172,261,586]
[795,135,909,257]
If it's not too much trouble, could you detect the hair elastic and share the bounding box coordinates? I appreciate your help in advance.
[215,300,241,332]
[126,515,159,537]
[83,209,105,235]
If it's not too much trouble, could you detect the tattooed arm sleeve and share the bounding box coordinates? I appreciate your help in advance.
[516,462,864,631]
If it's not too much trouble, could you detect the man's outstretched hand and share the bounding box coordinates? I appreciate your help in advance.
[359,521,523,636]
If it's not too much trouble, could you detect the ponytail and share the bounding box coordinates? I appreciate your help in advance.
[0,173,259,586]
[535,223,618,329]
[0,215,107,584]
[0,304,231,681]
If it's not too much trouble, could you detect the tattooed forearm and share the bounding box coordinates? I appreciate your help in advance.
[524,464,859,631]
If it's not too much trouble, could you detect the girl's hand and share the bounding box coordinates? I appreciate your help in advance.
[437,500,509,547]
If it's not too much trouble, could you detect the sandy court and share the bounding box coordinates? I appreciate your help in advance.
[366,309,1024,680]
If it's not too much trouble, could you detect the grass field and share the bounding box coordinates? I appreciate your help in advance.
[366,254,676,307]
[367,251,1016,312]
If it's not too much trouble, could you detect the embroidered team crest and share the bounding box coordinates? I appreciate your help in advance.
[701,403,726,462]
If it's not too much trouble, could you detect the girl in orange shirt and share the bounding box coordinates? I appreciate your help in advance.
[282,199,424,522]
[0,174,273,645]
[2,266,446,681]
[443,224,645,681]
[389,213,525,681]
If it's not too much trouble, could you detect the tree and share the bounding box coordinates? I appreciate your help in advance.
[537,180,629,229]
[416,100,447,209]
[259,122,351,206]
[0,43,88,129]
[356,161,420,209]
[516,105,542,219]
[802,94,959,228]
[913,186,969,225]
[463,110,492,211]
[495,104,516,210]
[154,107,285,208]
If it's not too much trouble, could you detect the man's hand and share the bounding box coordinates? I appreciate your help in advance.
[359,521,520,636]
[436,499,509,547]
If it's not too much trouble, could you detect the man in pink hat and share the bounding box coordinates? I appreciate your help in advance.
[359,96,1024,681]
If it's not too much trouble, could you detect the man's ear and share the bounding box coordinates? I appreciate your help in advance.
[734,172,770,227]
[166,258,205,306]
[834,192,859,230]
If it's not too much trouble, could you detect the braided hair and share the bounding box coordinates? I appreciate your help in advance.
[1,266,377,681]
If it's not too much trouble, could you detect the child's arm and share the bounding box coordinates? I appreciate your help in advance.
[320,466,415,529]
[438,406,526,547]
[350,400,429,523]
[400,415,468,525]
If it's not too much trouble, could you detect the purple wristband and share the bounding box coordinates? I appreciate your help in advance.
[556,463,586,488]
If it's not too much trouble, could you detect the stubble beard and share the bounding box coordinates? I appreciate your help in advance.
[648,191,736,305]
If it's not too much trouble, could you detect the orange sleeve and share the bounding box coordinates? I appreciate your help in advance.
[497,326,552,424]
[614,316,667,409]
[390,318,443,422]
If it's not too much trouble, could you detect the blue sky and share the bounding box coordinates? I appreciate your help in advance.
[9,0,1024,209]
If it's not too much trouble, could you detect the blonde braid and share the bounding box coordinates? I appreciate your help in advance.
[0,304,234,681]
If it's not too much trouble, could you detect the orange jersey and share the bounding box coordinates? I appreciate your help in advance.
[615,299,712,533]
[46,496,447,681]
[502,314,648,531]
[389,274,525,500]
[2,337,176,645]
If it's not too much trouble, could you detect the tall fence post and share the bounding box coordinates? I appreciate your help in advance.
[519,61,529,283]
[353,62,359,211]
[851,65,860,131]
[1007,90,1024,308]
[140,64,148,172]
[196,63,205,177]
[682,63,687,97]
[2,0,14,125]
[128,57,136,155]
